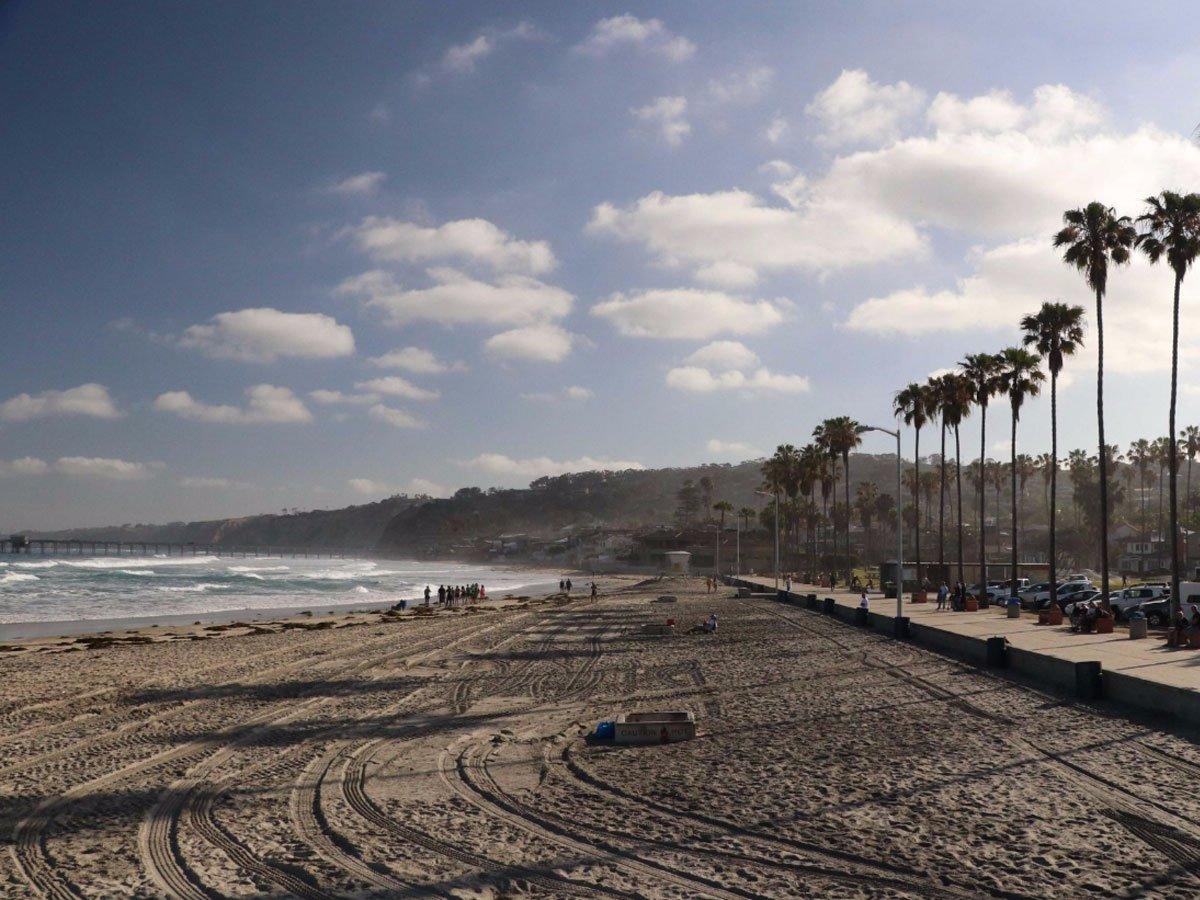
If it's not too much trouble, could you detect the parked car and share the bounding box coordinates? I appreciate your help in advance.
[1020,580,1092,610]
[969,580,1011,602]
[1134,597,1172,627]
[1107,585,1169,620]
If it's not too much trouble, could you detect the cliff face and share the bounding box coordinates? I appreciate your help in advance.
[29,496,421,550]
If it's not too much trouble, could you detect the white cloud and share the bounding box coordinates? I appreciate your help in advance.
[805,68,926,146]
[308,389,378,406]
[683,340,760,370]
[179,308,355,363]
[367,404,425,429]
[325,171,386,197]
[591,288,784,339]
[0,457,50,476]
[55,457,163,481]
[439,22,541,74]
[693,261,760,288]
[485,323,574,363]
[348,477,393,495]
[346,216,555,274]
[340,268,572,328]
[0,383,121,421]
[348,475,448,497]
[665,365,810,394]
[765,114,789,144]
[408,477,449,497]
[520,385,593,403]
[368,346,464,374]
[706,438,764,459]
[574,15,695,61]
[708,67,774,105]
[463,453,645,479]
[154,385,313,424]
[355,376,439,401]
[844,238,1188,376]
[631,96,691,147]
[179,476,249,489]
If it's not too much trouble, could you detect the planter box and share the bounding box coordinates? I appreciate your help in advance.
[912,591,928,603]
[964,598,979,612]
[1095,617,1114,634]
[614,711,696,745]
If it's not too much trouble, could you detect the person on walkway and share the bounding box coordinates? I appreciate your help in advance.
[937,581,949,610]
[859,590,869,611]
[559,579,565,591]
[785,575,792,592]
[830,572,838,591]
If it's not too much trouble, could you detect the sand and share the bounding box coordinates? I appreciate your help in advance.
[3,575,1200,897]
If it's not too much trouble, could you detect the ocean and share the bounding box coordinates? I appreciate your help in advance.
[0,553,554,629]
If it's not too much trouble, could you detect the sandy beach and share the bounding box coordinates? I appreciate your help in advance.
[4,575,1200,897]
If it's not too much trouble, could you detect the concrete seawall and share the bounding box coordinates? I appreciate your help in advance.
[724,576,1200,727]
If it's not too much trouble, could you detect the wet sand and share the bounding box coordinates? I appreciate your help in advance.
[3,575,1200,897]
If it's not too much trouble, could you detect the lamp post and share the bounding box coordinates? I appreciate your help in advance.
[864,423,903,621]
[735,517,741,575]
[755,489,780,590]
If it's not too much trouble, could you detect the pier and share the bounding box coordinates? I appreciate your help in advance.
[1,537,369,559]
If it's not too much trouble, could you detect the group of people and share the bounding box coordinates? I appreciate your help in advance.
[935,580,970,611]
[704,576,720,593]
[1070,598,1114,633]
[558,578,573,592]
[424,583,484,607]
[1171,604,1200,639]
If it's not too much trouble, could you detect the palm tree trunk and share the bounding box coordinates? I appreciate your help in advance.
[939,422,947,578]
[1096,286,1111,611]
[843,450,852,581]
[914,427,922,585]
[1010,407,1019,599]
[955,424,964,585]
[1050,373,1058,607]
[1171,273,1183,626]
[979,405,987,591]
[1187,453,1193,576]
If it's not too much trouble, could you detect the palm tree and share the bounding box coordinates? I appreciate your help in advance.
[712,500,733,531]
[927,375,949,579]
[937,374,973,585]
[1055,201,1136,607]
[1183,425,1200,570]
[960,353,1004,589]
[855,481,880,560]
[894,382,931,586]
[698,475,716,521]
[1129,439,1155,537]
[1139,191,1200,621]
[1154,436,1170,538]
[999,347,1045,599]
[1021,301,1086,608]
[814,417,865,580]
[799,443,824,575]
[738,506,757,534]
[1035,451,1056,517]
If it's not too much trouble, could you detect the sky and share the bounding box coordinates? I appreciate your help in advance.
[5,1,1200,531]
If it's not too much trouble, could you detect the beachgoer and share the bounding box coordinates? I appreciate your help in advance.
[559,579,565,591]
[859,590,869,611]
[479,584,486,599]
[705,613,718,633]
[437,584,445,605]
[830,573,837,591]
[937,581,949,610]
[566,578,572,592]
[785,575,792,592]
[424,585,431,604]
[591,582,598,598]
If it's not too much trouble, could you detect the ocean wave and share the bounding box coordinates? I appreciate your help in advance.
[13,560,59,569]
[118,570,156,577]
[1,572,40,585]
[229,565,291,573]
[156,583,223,593]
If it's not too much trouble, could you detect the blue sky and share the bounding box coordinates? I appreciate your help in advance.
[5,1,1200,530]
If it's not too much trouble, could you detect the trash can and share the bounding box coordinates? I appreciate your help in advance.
[1128,614,1148,640]
[1006,598,1020,619]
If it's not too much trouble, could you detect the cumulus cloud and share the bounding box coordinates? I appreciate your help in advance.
[708,67,774,105]
[463,453,645,479]
[408,477,449,497]
[179,476,248,489]
[348,475,448,497]
[484,323,574,363]
[308,389,377,406]
[574,14,695,61]
[355,376,439,401]
[339,268,572,328]
[324,171,386,197]
[590,288,784,339]
[805,68,926,146]
[368,346,464,374]
[666,365,810,394]
[520,386,593,403]
[0,457,51,476]
[683,340,760,370]
[179,308,354,363]
[631,96,691,146]
[0,383,121,421]
[346,216,555,274]
[765,114,789,144]
[154,385,313,424]
[706,438,764,459]
[845,238,1187,376]
[55,457,163,481]
[367,404,425,429]
[438,22,541,74]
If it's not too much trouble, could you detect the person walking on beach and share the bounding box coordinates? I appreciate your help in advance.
[424,585,431,604]
[591,581,597,598]
[566,578,572,592]
[559,579,565,591]
[436,584,445,606]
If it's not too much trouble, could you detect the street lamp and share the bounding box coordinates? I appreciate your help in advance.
[863,423,903,621]
[755,489,780,590]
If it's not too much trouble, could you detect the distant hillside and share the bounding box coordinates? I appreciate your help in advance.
[26,452,909,554]
[28,496,423,550]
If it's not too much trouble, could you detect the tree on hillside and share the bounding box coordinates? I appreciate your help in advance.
[675,480,702,525]
[1055,201,1137,608]
[698,475,716,521]
[712,500,733,530]
[814,416,865,580]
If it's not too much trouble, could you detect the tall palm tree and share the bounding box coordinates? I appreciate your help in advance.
[814,417,865,580]
[999,347,1045,599]
[1129,438,1154,537]
[1055,201,1136,607]
[798,443,824,575]
[712,500,733,530]
[1183,425,1200,570]
[855,481,880,560]
[1021,301,1086,607]
[937,374,973,585]
[1139,191,1200,622]
[927,375,949,580]
[738,506,757,533]
[1035,451,1055,518]
[960,353,1004,589]
[1154,436,1170,538]
[894,382,931,586]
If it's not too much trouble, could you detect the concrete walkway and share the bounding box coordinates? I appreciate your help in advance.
[730,575,1200,724]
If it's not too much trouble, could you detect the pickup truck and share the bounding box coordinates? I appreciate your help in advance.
[1107,585,1169,620]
